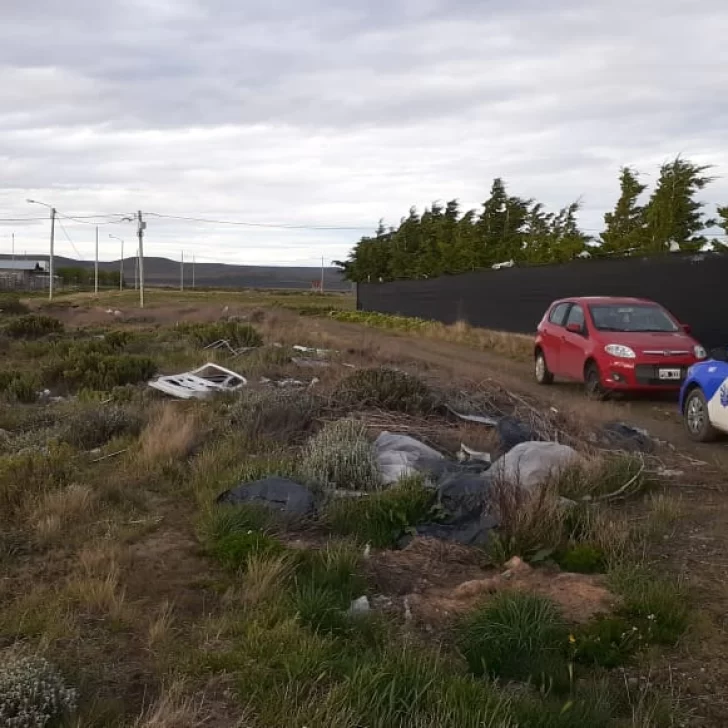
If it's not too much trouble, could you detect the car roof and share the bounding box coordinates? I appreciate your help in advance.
[551,296,657,306]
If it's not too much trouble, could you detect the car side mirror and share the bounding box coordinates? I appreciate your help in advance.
[681,323,692,334]
[566,323,584,335]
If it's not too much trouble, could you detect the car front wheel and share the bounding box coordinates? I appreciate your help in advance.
[684,388,719,442]
[584,362,605,400]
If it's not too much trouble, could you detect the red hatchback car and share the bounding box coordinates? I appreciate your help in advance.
[534,297,707,396]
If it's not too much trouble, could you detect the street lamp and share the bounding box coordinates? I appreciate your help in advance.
[26,199,56,300]
[109,234,125,291]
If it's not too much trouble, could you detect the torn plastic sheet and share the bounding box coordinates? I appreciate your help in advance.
[374,431,445,485]
[149,363,247,399]
[446,405,499,427]
[292,357,331,368]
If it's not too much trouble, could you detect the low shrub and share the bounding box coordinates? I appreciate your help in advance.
[333,368,438,414]
[0,370,39,403]
[58,403,144,450]
[458,592,570,690]
[300,418,380,491]
[0,294,30,315]
[0,650,77,727]
[228,389,320,444]
[210,529,285,571]
[4,314,63,339]
[180,321,263,348]
[46,349,157,391]
[0,444,76,523]
[325,476,434,547]
[556,542,607,574]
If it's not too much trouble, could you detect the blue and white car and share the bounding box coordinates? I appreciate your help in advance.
[680,349,728,442]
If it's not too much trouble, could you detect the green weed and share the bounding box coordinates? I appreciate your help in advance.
[458,592,570,690]
[325,477,434,547]
[180,320,263,348]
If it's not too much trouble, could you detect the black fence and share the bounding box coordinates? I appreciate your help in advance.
[357,253,728,349]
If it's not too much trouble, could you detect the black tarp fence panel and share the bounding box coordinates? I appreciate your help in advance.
[357,252,728,349]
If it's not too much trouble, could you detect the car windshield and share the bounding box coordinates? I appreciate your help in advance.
[588,304,679,333]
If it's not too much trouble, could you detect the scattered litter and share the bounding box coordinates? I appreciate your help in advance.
[446,405,498,427]
[216,476,315,516]
[374,432,445,484]
[491,259,515,270]
[599,422,655,453]
[149,363,247,400]
[363,543,371,559]
[347,596,371,616]
[204,339,258,357]
[457,443,491,464]
[657,468,684,479]
[488,441,583,493]
[259,376,319,388]
[292,345,334,356]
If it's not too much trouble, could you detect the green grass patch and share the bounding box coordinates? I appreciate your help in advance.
[3,313,63,338]
[324,476,435,547]
[555,543,607,574]
[0,294,30,315]
[0,370,40,403]
[458,592,570,691]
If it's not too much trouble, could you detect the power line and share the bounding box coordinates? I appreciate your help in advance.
[56,219,84,260]
[145,212,373,231]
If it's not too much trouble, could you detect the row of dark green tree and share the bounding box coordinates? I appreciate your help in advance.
[337,158,728,283]
[57,267,122,288]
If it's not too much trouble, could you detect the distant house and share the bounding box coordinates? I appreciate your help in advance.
[0,260,52,290]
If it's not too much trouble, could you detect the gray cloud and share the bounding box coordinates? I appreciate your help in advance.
[1,0,727,264]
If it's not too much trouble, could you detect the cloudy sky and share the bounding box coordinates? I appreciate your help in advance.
[1,0,727,266]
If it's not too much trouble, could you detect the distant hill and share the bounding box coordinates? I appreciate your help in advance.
[0,254,350,291]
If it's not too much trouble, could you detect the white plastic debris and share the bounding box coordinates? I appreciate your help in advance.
[292,345,334,356]
[374,431,445,485]
[446,405,499,427]
[347,596,371,616]
[149,363,247,399]
[491,259,515,270]
[457,443,491,464]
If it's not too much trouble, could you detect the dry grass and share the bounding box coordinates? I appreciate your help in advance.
[130,680,209,728]
[66,562,129,622]
[31,484,97,543]
[139,404,200,464]
[487,479,567,562]
[644,493,684,537]
[428,319,534,362]
[147,600,176,651]
[242,553,295,606]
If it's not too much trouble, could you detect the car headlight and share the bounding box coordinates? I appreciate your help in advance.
[694,345,707,359]
[605,344,636,359]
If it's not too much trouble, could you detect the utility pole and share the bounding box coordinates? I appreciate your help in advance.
[11,233,15,263]
[137,211,145,308]
[26,200,56,300]
[94,226,99,294]
[192,254,196,289]
[320,255,325,293]
[180,251,184,292]
[134,251,138,291]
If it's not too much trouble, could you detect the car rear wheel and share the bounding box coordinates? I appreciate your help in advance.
[684,388,718,442]
[535,350,554,385]
[584,362,605,400]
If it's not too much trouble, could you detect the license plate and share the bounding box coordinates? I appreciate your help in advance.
[658,368,682,380]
